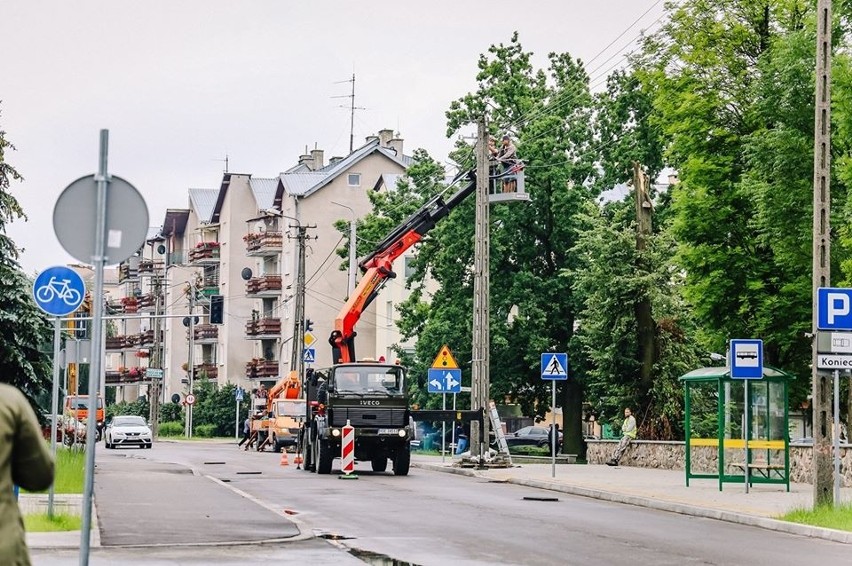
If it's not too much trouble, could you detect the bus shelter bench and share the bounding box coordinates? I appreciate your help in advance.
[731,461,785,480]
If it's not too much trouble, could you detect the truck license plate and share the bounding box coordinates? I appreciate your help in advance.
[378,429,398,435]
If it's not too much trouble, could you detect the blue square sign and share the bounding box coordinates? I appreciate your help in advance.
[817,287,852,330]
[730,339,763,379]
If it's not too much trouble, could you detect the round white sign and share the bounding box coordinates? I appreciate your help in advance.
[185,394,196,405]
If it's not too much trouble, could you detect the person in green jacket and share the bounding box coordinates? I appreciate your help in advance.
[607,407,637,466]
[1,383,55,566]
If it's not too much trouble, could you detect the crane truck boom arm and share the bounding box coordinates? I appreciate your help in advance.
[328,171,476,364]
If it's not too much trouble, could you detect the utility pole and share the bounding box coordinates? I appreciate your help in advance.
[470,117,491,457]
[289,225,309,378]
[185,279,196,438]
[149,274,162,439]
[812,0,833,507]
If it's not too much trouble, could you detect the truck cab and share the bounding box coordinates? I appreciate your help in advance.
[304,362,412,475]
[64,394,105,441]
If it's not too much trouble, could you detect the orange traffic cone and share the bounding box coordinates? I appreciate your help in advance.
[280,451,289,467]
[293,452,303,465]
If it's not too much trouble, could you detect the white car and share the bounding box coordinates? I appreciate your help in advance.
[104,415,153,449]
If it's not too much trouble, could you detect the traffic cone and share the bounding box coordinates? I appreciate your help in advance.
[280,451,289,467]
[293,452,303,466]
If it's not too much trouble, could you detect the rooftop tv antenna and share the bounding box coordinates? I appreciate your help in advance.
[333,73,366,154]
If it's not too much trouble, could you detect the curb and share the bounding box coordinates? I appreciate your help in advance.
[412,461,852,545]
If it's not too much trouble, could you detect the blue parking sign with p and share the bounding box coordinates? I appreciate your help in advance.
[818,288,852,330]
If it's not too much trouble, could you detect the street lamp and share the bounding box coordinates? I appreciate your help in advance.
[330,201,356,297]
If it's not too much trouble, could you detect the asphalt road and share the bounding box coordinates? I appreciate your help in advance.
[32,440,852,566]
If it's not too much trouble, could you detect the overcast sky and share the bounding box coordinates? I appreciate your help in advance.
[1,0,666,274]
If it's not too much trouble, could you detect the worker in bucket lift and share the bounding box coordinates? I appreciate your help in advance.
[490,134,519,193]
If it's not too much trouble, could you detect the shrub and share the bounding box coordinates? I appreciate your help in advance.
[158,421,184,437]
[194,424,217,438]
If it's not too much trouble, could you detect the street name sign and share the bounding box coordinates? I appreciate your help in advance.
[817,354,852,370]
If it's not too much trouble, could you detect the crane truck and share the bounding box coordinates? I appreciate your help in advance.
[250,370,305,452]
[300,171,479,475]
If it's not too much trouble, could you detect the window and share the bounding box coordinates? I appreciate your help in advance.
[348,173,361,187]
[404,256,416,278]
[386,301,393,327]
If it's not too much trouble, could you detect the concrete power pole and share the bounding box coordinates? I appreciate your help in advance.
[289,225,311,379]
[812,0,834,507]
[470,117,491,457]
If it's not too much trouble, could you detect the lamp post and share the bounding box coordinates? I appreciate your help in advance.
[331,201,357,297]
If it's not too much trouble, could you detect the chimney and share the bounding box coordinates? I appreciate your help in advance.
[667,173,679,186]
[388,136,404,157]
[365,135,379,146]
[298,154,313,169]
[311,148,324,170]
[378,128,393,147]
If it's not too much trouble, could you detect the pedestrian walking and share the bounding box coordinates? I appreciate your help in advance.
[1,383,55,566]
[607,407,637,466]
[238,416,251,447]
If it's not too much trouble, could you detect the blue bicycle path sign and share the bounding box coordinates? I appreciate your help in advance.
[32,266,86,317]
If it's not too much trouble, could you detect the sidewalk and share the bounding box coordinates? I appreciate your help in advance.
[411,454,852,544]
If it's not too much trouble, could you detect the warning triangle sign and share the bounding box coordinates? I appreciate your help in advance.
[431,344,459,369]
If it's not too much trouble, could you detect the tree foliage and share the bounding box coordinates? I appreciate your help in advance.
[0,107,52,417]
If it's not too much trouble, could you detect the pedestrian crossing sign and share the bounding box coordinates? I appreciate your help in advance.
[541,352,568,380]
[431,344,460,369]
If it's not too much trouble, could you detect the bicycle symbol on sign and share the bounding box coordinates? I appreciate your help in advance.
[36,277,82,306]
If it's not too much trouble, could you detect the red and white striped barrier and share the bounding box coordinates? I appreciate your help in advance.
[341,420,355,476]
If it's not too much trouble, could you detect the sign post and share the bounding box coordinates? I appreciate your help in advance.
[235,387,244,440]
[32,265,85,519]
[730,339,764,494]
[430,345,461,461]
[541,353,568,478]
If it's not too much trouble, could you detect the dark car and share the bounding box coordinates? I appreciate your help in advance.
[505,425,563,450]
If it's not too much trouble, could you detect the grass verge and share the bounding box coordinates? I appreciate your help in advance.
[779,504,852,531]
[24,513,82,532]
[23,446,85,494]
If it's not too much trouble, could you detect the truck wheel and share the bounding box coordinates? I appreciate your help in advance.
[371,455,388,472]
[317,438,333,475]
[302,430,314,472]
[393,448,410,476]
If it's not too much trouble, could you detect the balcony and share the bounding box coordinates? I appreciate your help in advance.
[193,324,218,344]
[138,293,157,312]
[244,231,284,257]
[138,330,155,347]
[121,297,140,314]
[245,317,281,340]
[138,259,164,277]
[245,275,282,297]
[105,336,128,351]
[188,242,221,265]
[193,362,218,380]
[118,263,139,284]
[246,359,279,379]
[105,366,146,385]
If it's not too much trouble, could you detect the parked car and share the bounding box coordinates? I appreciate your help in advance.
[104,415,153,449]
[504,425,563,451]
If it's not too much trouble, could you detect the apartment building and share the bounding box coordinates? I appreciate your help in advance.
[109,129,416,403]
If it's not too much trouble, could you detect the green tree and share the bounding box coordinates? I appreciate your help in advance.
[191,379,239,437]
[0,108,52,417]
[638,0,852,407]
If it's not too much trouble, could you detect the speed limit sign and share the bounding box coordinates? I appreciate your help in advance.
[185,393,196,405]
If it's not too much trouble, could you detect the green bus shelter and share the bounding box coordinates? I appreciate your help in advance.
[680,366,792,491]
